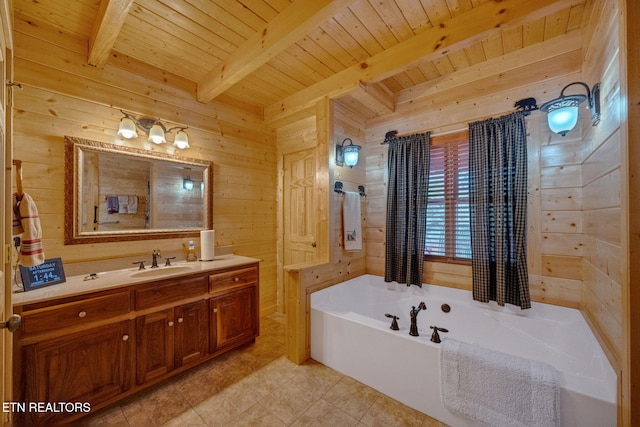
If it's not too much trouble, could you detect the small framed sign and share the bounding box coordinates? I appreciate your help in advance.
[19,258,66,291]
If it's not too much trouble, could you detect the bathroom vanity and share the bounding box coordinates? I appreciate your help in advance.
[11,255,259,425]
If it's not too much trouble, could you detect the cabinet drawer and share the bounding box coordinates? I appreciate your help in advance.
[135,275,207,310]
[209,266,257,292]
[21,292,131,336]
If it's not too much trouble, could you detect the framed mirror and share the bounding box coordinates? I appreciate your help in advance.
[64,136,212,244]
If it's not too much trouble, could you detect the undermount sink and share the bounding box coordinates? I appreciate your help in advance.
[130,265,194,278]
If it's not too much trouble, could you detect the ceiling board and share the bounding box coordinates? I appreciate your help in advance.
[12,0,587,119]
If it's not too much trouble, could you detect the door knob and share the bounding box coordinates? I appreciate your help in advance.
[1,314,22,333]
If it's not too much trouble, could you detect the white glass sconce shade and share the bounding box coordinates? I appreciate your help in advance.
[117,117,138,139]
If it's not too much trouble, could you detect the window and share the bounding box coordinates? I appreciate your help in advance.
[425,131,471,262]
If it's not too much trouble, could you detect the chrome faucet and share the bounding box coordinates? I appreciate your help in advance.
[151,250,162,268]
[409,302,427,337]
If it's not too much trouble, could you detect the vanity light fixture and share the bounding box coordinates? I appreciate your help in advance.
[335,138,361,168]
[183,176,194,191]
[539,81,601,136]
[117,110,190,149]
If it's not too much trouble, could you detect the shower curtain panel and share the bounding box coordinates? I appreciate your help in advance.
[469,111,530,309]
[384,132,431,287]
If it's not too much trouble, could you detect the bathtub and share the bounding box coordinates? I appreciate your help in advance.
[310,274,616,427]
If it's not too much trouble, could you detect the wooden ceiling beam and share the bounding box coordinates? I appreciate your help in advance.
[349,82,395,115]
[88,0,134,68]
[264,0,583,124]
[197,0,357,103]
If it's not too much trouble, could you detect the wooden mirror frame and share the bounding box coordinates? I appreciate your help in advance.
[64,136,213,245]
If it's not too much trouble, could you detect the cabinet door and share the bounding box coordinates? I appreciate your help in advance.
[174,300,208,368]
[22,321,133,425]
[210,286,257,353]
[136,308,174,385]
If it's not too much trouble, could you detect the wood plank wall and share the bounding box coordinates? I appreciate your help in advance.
[580,0,626,419]
[365,76,585,308]
[11,11,278,316]
[278,99,367,363]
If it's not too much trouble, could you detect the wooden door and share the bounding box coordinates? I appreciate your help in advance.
[0,3,12,424]
[174,300,208,368]
[210,286,257,353]
[136,309,174,384]
[283,148,317,265]
[21,321,132,425]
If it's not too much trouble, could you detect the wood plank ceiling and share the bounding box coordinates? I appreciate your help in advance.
[13,0,587,122]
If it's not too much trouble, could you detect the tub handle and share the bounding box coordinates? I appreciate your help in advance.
[429,326,449,343]
[384,313,400,330]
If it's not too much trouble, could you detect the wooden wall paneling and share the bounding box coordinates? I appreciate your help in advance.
[12,16,278,319]
[623,0,640,422]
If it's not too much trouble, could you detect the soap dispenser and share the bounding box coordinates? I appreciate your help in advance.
[186,240,197,262]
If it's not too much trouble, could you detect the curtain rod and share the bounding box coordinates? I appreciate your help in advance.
[380,127,468,144]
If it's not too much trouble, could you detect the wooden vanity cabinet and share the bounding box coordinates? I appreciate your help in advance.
[136,300,208,384]
[134,275,209,384]
[209,266,259,353]
[13,261,260,425]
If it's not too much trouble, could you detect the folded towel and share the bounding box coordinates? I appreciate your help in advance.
[343,191,362,251]
[441,338,559,427]
[128,195,138,214]
[107,196,119,214]
[16,193,45,267]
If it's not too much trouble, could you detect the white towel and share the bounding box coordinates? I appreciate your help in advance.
[441,338,559,427]
[343,191,362,251]
[118,195,128,214]
[128,195,138,214]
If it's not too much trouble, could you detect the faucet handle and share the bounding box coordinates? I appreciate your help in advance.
[133,261,145,270]
[165,256,176,266]
[384,313,400,330]
[429,326,449,343]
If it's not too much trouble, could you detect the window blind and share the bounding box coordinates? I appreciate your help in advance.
[425,131,471,261]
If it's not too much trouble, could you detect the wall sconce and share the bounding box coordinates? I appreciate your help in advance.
[183,176,194,191]
[335,138,361,168]
[117,110,190,149]
[540,82,601,136]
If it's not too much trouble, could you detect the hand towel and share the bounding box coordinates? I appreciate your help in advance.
[17,192,45,267]
[343,191,362,251]
[118,195,129,214]
[107,196,119,214]
[127,195,138,214]
[441,338,559,427]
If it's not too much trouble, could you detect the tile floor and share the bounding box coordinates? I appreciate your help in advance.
[80,313,447,427]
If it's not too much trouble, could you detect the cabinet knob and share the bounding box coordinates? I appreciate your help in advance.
[177,317,184,323]
[168,321,174,327]
[234,277,239,282]
[78,311,87,318]
[213,308,218,313]
[122,334,129,341]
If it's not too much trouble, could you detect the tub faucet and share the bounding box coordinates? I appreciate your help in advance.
[151,250,162,268]
[409,302,427,337]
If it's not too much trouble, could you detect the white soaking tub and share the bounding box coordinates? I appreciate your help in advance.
[310,274,616,427]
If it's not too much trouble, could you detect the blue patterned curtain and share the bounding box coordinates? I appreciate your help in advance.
[385,132,430,287]
[469,111,530,309]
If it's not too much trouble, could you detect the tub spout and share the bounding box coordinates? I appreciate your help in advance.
[409,302,427,337]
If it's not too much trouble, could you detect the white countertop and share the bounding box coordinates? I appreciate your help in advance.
[13,254,260,306]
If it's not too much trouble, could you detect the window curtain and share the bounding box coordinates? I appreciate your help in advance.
[469,111,530,309]
[385,132,431,287]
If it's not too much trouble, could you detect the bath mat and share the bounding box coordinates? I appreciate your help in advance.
[440,338,559,427]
